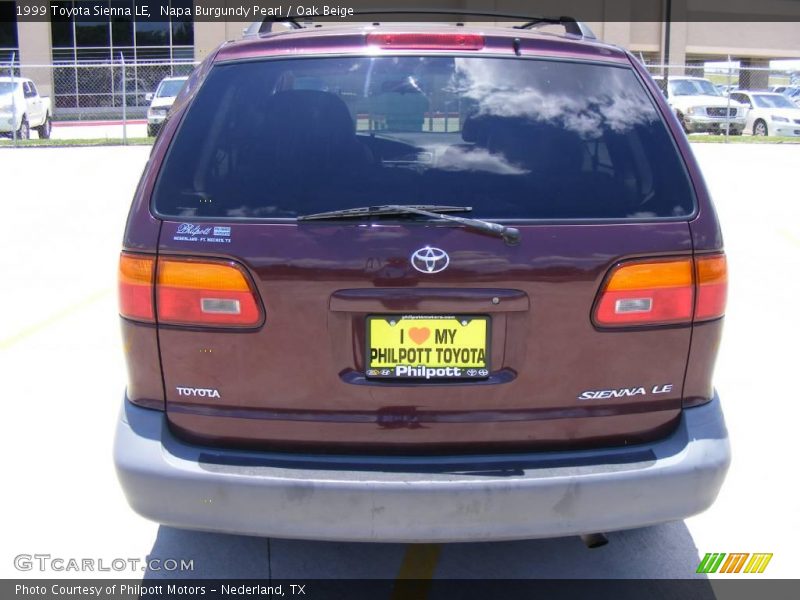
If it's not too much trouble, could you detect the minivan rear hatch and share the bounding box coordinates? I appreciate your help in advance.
[151,51,700,452]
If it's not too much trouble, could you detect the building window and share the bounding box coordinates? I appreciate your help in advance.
[111,1,134,47]
[50,0,194,116]
[0,0,19,63]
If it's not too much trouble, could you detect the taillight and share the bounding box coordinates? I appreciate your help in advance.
[695,254,728,321]
[118,252,263,328]
[366,32,485,50]
[157,258,263,327]
[594,258,694,327]
[119,253,155,322]
[594,254,727,328]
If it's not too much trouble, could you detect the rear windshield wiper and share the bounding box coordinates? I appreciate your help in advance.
[297,205,470,220]
[297,205,521,246]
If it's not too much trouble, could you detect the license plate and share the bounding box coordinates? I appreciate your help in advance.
[366,315,490,380]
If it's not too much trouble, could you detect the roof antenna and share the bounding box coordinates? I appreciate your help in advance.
[512,38,521,56]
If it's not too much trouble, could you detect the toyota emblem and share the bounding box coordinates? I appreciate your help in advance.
[411,246,449,274]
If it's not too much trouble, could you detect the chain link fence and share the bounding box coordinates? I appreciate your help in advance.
[642,62,799,93]
[1,55,198,144]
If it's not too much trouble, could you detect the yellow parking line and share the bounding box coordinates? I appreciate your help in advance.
[0,288,112,351]
[391,544,442,600]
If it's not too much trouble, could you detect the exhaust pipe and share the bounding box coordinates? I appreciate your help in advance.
[580,533,609,548]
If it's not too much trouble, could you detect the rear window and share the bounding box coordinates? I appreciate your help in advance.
[153,56,695,221]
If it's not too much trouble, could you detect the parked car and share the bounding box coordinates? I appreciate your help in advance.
[714,83,738,95]
[729,91,800,136]
[787,88,800,108]
[772,85,799,95]
[771,85,800,106]
[115,18,730,543]
[654,75,746,134]
[0,76,52,139]
[146,76,188,137]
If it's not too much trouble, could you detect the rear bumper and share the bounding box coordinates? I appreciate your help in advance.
[114,395,730,542]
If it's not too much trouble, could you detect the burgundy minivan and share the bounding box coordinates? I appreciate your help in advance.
[114,20,730,542]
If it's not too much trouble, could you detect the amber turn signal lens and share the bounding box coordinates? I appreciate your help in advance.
[158,260,252,292]
[604,259,694,291]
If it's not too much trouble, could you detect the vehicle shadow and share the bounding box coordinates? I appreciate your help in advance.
[143,520,711,583]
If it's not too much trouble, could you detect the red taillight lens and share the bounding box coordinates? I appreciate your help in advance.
[594,258,695,327]
[156,258,263,327]
[594,253,727,328]
[366,32,485,50]
[695,254,728,321]
[119,253,155,322]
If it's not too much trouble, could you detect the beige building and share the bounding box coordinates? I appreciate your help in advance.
[192,18,800,90]
[191,20,800,67]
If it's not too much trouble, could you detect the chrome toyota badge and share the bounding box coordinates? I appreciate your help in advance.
[411,246,449,274]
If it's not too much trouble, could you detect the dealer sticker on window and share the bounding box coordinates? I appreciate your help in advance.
[172,223,231,244]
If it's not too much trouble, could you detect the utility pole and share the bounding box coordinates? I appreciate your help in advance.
[664,0,672,79]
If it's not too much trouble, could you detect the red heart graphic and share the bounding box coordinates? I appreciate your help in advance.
[408,327,430,345]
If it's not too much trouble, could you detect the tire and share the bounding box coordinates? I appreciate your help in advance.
[753,119,768,136]
[729,128,742,136]
[147,124,158,137]
[17,115,30,140]
[36,113,52,139]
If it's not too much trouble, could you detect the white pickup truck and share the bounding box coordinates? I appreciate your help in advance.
[653,76,746,135]
[0,76,53,139]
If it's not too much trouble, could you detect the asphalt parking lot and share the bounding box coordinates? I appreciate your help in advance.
[1,143,798,584]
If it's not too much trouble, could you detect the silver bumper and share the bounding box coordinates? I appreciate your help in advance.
[114,396,730,542]
[147,113,167,126]
[685,115,746,132]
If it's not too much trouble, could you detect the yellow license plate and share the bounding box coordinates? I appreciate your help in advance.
[366,315,490,379]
